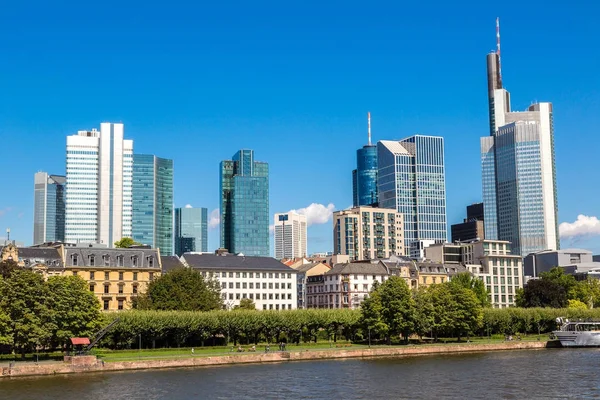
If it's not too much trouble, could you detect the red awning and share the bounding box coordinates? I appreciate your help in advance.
[70,337,91,345]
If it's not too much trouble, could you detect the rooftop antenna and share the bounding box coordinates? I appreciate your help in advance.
[6,228,10,243]
[367,112,372,146]
[496,17,502,82]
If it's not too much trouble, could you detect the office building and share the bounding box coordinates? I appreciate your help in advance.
[132,154,174,255]
[333,206,404,260]
[352,112,378,207]
[524,248,600,278]
[274,211,307,259]
[174,207,208,256]
[378,135,447,252]
[451,203,485,243]
[220,149,269,256]
[65,123,133,246]
[182,251,298,310]
[481,19,559,256]
[33,172,66,244]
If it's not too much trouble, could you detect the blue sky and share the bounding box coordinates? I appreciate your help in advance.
[1,1,599,254]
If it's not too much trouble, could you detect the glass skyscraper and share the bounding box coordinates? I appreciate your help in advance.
[132,154,174,255]
[33,172,66,244]
[174,207,208,256]
[481,22,559,256]
[220,149,269,257]
[378,135,447,254]
[352,113,378,207]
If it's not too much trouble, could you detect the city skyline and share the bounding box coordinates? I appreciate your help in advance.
[2,3,599,254]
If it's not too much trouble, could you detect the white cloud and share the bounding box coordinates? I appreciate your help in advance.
[559,215,600,239]
[290,203,335,226]
[208,208,220,230]
[185,204,193,209]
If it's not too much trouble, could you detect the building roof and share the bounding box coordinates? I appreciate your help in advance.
[415,262,466,275]
[183,253,295,272]
[18,247,62,260]
[325,262,389,275]
[530,248,592,255]
[379,140,410,155]
[161,256,185,272]
[296,262,330,274]
[64,247,161,269]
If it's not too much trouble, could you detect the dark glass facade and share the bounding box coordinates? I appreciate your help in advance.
[174,207,208,256]
[353,145,378,207]
[33,173,66,244]
[132,154,174,255]
[220,149,269,256]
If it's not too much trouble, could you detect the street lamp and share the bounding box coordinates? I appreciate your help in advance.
[368,327,371,348]
[138,334,141,359]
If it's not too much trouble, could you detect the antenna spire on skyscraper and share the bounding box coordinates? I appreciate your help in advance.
[496,17,502,81]
[368,112,372,146]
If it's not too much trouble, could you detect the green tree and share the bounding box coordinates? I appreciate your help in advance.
[449,272,491,307]
[46,275,103,348]
[413,287,434,339]
[516,279,568,308]
[571,278,600,308]
[114,237,140,248]
[360,289,388,342]
[378,276,416,343]
[540,267,578,298]
[0,270,53,356]
[135,268,222,311]
[234,298,257,310]
[0,258,19,279]
[446,285,483,341]
[568,299,588,309]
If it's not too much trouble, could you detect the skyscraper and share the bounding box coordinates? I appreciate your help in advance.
[132,154,174,255]
[352,112,378,207]
[33,172,66,244]
[378,135,447,254]
[65,123,133,246]
[174,206,208,256]
[274,211,307,259]
[220,149,269,256]
[481,18,559,256]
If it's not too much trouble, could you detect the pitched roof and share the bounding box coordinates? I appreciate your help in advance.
[325,262,389,275]
[161,256,185,272]
[64,247,161,269]
[379,140,410,155]
[18,247,62,260]
[296,262,329,273]
[183,253,296,272]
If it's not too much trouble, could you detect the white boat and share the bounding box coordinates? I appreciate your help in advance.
[552,317,600,347]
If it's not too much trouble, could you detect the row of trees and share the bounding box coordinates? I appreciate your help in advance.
[0,259,103,356]
[517,268,600,308]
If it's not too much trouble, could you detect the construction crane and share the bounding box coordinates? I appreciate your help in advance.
[71,318,121,355]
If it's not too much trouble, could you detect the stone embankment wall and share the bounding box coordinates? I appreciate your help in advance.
[1,341,548,378]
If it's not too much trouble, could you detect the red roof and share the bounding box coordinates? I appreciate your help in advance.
[70,337,90,345]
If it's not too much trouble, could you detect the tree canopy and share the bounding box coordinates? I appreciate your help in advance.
[448,272,491,308]
[135,267,222,311]
[234,298,257,310]
[114,237,140,248]
[516,278,568,308]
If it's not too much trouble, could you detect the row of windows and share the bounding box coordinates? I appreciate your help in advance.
[222,292,292,301]
[201,271,293,279]
[103,299,125,310]
[92,283,139,295]
[75,270,148,281]
[221,282,292,290]
[71,254,155,268]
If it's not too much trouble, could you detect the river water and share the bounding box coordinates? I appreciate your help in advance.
[0,349,598,399]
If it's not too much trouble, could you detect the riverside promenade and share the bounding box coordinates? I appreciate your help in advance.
[1,341,549,378]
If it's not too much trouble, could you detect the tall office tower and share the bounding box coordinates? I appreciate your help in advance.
[65,123,133,246]
[378,135,447,254]
[174,206,208,256]
[451,202,485,243]
[220,149,269,256]
[33,172,66,244]
[274,211,307,259]
[352,112,378,207]
[481,18,559,256]
[132,154,174,255]
[333,206,404,261]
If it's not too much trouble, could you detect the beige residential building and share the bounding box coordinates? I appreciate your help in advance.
[333,206,404,261]
[293,261,331,309]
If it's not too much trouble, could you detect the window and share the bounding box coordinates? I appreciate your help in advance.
[229,272,233,278]
[263,305,267,310]
[289,304,292,309]
[132,256,138,267]
[118,285,124,294]
[514,268,519,276]
[249,282,254,289]
[363,284,368,291]
[147,257,154,268]
[89,255,95,266]
[72,254,78,266]
[262,293,267,300]
[276,304,280,310]
[243,282,247,289]
[269,294,273,300]
[133,272,138,281]
[288,293,292,299]
[105,272,110,280]
[363,275,367,280]
[229,293,234,300]
[354,275,358,280]
[281,304,285,310]
[242,272,247,278]
[222,272,226,277]
[103,300,109,310]
[275,283,279,289]
[149,272,154,281]
[89,284,94,292]
[104,285,110,294]
[288,273,291,279]
[236,272,240,278]
[236,293,240,299]
[133,285,138,294]
[229,282,233,289]
[243,293,247,299]
[269,304,273,310]
[250,293,254,299]
[221,282,226,289]
[236,282,240,289]
[249,272,253,278]
[221,293,227,300]
[507,267,512,276]
[118,300,124,310]
[103,255,110,267]
[119,272,124,281]
[262,283,267,289]
[263,273,267,278]
[72,271,78,276]
[275,294,280,300]
[269,283,273,289]
[117,255,124,267]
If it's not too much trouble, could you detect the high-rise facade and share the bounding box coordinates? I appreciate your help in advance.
[33,172,66,244]
[65,123,133,246]
[174,207,208,256]
[132,154,174,255]
[481,19,559,256]
[333,206,404,260]
[378,135,447,253]
[352,113,378,207]
[220,149,269,256]
[274,211,307,259]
